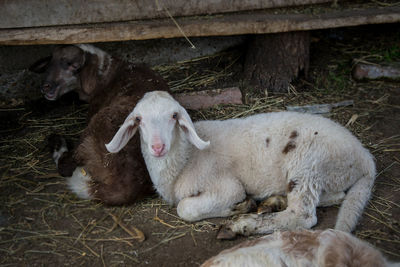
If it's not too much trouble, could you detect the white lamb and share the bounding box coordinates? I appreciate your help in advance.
[201,229,397,267]
[106,91,376,237]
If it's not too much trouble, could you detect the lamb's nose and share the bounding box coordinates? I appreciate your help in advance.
[42,83,52,93]
[152,144,165,155]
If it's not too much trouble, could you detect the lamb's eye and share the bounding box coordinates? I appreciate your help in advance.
[135,117,141,123]
[172,113,178,120]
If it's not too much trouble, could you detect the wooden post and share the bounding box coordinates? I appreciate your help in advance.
[244,32,310,94]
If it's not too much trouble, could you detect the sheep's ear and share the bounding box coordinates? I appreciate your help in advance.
[178,107,210,150]
[29,56,52,73]
[79,53,98,96]
[105,119,138,153]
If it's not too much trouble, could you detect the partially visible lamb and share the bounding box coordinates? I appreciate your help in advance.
[106,91,376,235]
[30,45,169,205]
[201,229,396,267]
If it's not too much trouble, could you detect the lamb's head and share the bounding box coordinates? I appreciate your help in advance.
[30,44,110,101]
[105,91,210,157]
[29,46,86,101]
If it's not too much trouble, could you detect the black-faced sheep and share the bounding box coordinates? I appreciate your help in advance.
[30,45,169,205]
[106,91,376,236]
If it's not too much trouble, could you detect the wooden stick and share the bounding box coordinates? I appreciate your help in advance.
[173,87,243,110]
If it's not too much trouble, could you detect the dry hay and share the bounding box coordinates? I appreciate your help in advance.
[1,30,400,265]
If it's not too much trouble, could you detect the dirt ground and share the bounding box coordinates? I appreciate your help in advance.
[0,24,399,266]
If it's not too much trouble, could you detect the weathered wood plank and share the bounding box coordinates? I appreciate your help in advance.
[0,6,399,45]
[1,0,333,29]
[174,88,243,110]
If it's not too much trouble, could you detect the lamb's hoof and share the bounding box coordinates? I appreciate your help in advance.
[233,198,257,214]
[257,205,272,215]
[257,195,287,215]
[217,225,237,240]
[47,133,67,154]
[58,153,77,177]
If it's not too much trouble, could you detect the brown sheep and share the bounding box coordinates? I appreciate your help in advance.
[30,44,169,205]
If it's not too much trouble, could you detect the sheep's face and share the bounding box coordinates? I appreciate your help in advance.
[105,91,210,157]
[133,96,180,158]
[29,46,85,101]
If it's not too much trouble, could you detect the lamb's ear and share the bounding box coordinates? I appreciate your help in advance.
[178,107,210,150]
[79,53,98,96]
[29,56,52,73]
[105,119,138,153]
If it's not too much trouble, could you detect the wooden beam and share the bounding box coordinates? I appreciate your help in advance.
[0,0,333,29]
[0,6,399,45]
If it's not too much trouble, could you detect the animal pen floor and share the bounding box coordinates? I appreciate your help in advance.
[1,24,399,266]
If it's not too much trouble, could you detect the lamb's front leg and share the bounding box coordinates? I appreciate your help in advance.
[219,183,320,238]
[176,177,250,222]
